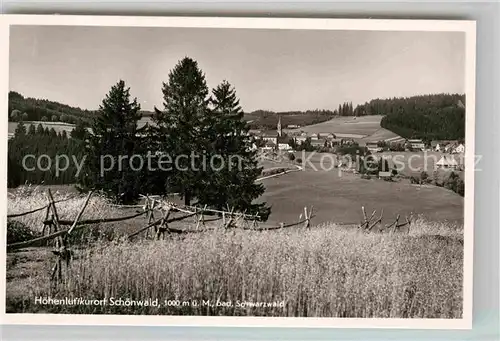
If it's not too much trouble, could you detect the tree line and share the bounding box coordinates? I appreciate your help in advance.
[8,122,87,188]
[8,57,270,220]
[375,94,465,140]
[8,91,95,125]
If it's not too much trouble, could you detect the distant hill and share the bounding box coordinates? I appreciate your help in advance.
[375,93,466,141]
[8,91,96,125]
[8,91,158,126]
[243,109,335,130]
[8,91,465,141]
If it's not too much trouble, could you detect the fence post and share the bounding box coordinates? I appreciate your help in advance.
[303,206,310,229]
[224,207,235,230]
[196,204,207,231]
[156,206,172,240]
[41,205,51,237]
[47,189,64,286]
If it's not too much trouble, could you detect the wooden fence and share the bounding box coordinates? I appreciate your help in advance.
[6,190,411,287]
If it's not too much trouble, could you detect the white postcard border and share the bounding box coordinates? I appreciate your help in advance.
[0,14,476,330]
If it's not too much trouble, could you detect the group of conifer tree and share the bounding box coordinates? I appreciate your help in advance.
[35,57,270,219]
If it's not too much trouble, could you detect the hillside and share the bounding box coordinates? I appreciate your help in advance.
[374,93,465,141]
[244,109,335,130]
[8,91,153,126]
[8,91,95,125]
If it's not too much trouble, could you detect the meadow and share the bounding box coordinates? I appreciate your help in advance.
[259,153,464,226]
[6,192,463,318]
[8,121,76,139]
[5,176,464,318]
[288,115,392,137]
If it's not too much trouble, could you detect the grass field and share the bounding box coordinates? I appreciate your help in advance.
[5,176,464,318]
[288,115,384,136]
[6,214,463,317]
[360,128,401,144]
[8,121,76,136]
[258,152,463,226]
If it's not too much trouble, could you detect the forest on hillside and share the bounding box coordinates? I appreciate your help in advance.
[8,91,95,125]
[9,89,465,141]
[375,94,466,140]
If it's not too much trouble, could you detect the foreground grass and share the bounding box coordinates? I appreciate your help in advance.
[6,220,463,318]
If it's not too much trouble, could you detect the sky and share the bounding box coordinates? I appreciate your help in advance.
[9,25,465,112]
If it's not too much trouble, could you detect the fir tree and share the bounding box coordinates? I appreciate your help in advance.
[199,80,270,218]
[78,80,142,204]
[36,123,44,135]
[14,121,26,137]
[70,120,88,140]
[28,124,36,135]
[153,57,210,205]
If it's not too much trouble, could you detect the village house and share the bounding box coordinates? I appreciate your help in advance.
[294,133,309,144]
[436,155,459,170]
[310,138,328,148]
[260,131,278,144]
[277,135,293,151]
[329,138,342,147]
[453,143,465,154]
[260,140,276,152]
[406,139,425,151]
[340,138,356,146]
[430,141,440,151]
[366,141,382,153]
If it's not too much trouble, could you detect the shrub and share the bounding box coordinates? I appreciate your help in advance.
[287,153,295,161]
[7,220,40,244]
[421,171,429,182]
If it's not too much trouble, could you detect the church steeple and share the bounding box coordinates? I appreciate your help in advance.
[277,115,282,137]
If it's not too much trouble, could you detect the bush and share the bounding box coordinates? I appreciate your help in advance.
[296,158,302,164]
[287,153,296,161]
[421,171,428,181]
[7,220,40,244]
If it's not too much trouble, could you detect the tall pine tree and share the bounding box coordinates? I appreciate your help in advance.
[78,80,142,204]
[198,80,270,218]
[153,57,210,205]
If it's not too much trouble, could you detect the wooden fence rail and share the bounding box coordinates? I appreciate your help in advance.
[7,197,73,218]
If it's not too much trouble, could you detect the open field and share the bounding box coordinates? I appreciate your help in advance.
[6,217,463,317]
[6,174,464,317]
[8,121,76,138]
[258,152,463,226]
[287,115,404,145]
[359,128,401,144]
[288,115,384,136]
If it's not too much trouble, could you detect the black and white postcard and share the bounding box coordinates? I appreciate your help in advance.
[0,15,476,329]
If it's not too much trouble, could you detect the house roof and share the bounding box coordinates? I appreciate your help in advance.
[311,139,327,146]
[277,135,292,144]
[436,156,458,166]
[260,130,278,137]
